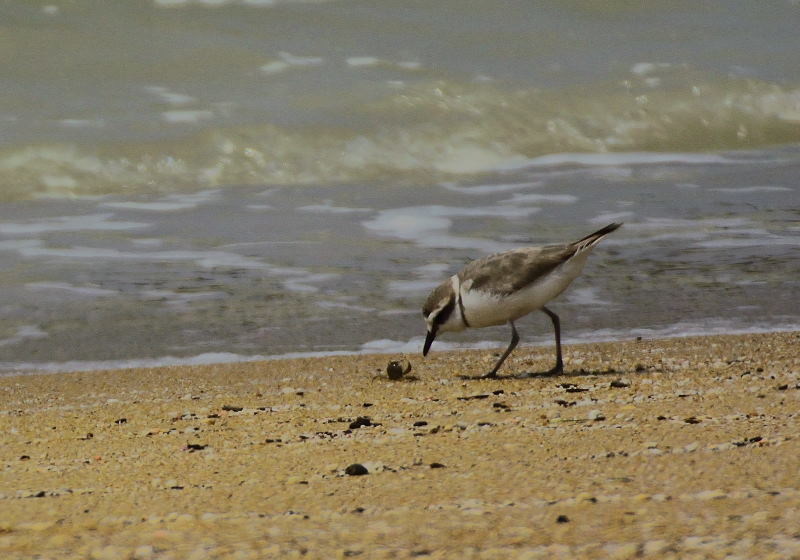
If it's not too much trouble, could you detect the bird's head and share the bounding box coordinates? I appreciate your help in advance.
[421,279,459,356]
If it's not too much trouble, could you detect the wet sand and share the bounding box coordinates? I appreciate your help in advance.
[1,331,799,559]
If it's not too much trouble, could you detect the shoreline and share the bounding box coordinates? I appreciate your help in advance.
[2,331,799,558]
[4,322,800,378]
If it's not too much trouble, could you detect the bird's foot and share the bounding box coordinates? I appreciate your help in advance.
[545,363,564,376]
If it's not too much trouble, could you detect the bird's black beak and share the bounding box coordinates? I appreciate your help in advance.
[423,329,436,357]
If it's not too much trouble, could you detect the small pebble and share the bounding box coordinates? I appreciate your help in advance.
[556,514,570,523]
[344,464,369,476]
[588,409,606,421]
[349,417,373,429]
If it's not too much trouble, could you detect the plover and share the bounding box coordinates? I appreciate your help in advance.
[422,222,621,378]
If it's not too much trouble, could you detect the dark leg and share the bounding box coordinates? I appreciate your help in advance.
[541,306,563,375]
[483,321,520,378]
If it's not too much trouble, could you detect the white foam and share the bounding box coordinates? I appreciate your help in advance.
[25,282,118,297]
[346,56,381,67]
[2,240,286,271]
[500,193,579,205]
[144,86,196,106]
[0,213,148,235]
[58,118,105,128]
[359,337,501,355]
[317,301,375,313]
[282,273,340,293]
[630,62,674,76]
[161,110,214,124]
[0,352,273,376]
[279,51,324,66]
[296,200,371,214]
[387,279,441,294]
[564,287,613,307]
[0,325,48,348]
[100,190,220,212]
[442,181,544,195]
[396,61,422,70]
[4,320,799,376]
[141,289,228,308]
[100,202,195,212]
[261,51,325,75]
[711,185,792,193]
[518,152,734,169]
[260,61,290,75]
[363,205,539,252]
[131,238,165,247]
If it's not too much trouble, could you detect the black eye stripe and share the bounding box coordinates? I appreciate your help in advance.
[435,297,456,326]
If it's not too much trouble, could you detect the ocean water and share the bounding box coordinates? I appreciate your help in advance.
[1,0,799,373]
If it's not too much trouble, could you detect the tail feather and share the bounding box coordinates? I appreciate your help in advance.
[572,222,622,252]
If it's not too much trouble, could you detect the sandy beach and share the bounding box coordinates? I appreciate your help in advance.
[1,331,799,559]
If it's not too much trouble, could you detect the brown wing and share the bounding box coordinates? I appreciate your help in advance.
[459,244,575,296]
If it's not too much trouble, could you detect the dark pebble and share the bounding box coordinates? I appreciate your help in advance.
[222,405,243,412]
[492,402,510,409]
[556,514,570,523]
[684,416,702,424]
[349,416,374,429]
[33,491,47,498]
[114,418,127,424]
[413,421,428,427]
[429,462,446,469]
[345,463,369,476]
[20,455,30,460]
[777,384,789,391]
[457,394,489,401]
[610,379,630,388]
[186,444,207,452]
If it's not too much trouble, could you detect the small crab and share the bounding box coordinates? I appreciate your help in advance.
[386,359,412,380]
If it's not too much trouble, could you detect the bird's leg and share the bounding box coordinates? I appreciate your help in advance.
[541,306,563,375]
[483,321,520,378]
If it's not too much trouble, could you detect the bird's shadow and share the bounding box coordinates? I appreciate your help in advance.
[458,368,632,381]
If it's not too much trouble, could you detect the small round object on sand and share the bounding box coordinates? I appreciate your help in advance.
[386,359,412,380]
[345,463,369,476]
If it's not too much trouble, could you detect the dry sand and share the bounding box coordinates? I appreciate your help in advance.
[1,331,799,559]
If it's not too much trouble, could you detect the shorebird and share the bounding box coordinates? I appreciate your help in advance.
[422,223,621,378]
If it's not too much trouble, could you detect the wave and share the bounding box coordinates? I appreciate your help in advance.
[2,72,799,201]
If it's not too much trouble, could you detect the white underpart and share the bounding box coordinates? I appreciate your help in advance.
[450,249,594,331]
